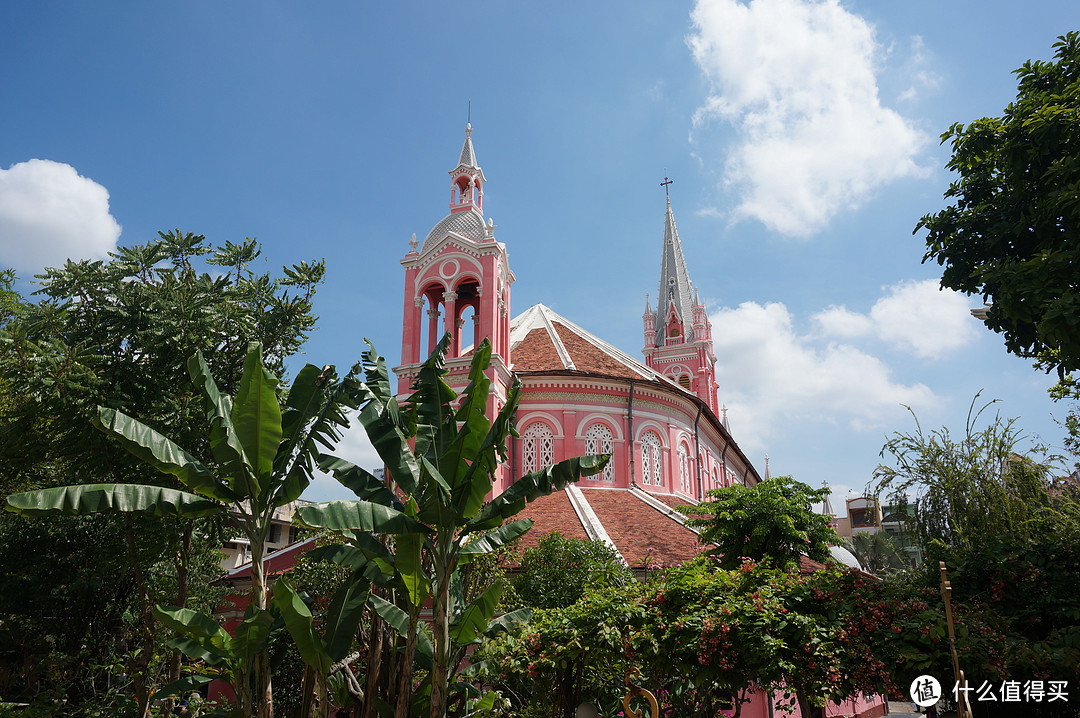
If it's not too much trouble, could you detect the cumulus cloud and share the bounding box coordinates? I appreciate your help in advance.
[0,159,121,274]
[711,300,935,453]
[687,0,929,236]
[813,279,979,359]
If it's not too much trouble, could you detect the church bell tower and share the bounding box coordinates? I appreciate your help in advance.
[642,185,720,415]
[396,124,515,426]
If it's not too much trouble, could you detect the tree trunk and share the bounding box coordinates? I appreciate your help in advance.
[166,520,195,713]
[796,689,823,718]
[123,515,155,718]
[429,546,453,718]
[361,611,384,718]
[251,533,275,718]
[394,614,419,718]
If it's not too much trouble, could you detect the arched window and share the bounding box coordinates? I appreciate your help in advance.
[678,374,691,390]
[584,424,615,482]
[521,423,554,475]
[640,431,663,486]
[678,443,690,494]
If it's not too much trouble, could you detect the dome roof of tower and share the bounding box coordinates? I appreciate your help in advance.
[421,208,487,253]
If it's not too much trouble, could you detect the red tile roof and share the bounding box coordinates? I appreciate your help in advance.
[579,488,704,567]
[550,322,643,379]
[512,327,567,372]
[513,486,706,568]
[515,489,590,551]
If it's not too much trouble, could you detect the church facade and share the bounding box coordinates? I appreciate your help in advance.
[393,125,762,567]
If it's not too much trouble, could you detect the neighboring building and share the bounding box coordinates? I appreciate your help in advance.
[219,500,308,570]
[833,496,921,568]
[393,125,762,567]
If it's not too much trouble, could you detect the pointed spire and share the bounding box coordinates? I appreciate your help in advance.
[644,292,652,313]
[458,123,478,168]
[821,481,835,517]
[655,196,696,345]
[722,404,730,432]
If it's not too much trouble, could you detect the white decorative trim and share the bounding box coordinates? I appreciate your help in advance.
[628,486,699,534]
[565,484,625,563]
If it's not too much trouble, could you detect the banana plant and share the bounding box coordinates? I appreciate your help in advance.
[4,342,422,718]
[297,335,608,718]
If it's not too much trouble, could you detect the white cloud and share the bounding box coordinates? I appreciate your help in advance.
[897,36,942,102]
[813,279,979,359]
[0,159,121,274]
[303,421,383,502]
[711,300,936,453]
[687,0,929,236]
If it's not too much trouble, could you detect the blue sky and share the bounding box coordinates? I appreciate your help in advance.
[1,1,1076,508]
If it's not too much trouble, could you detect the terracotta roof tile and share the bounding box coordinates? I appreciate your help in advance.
[551,322,642,379]
[511,327,567,372]
[577,488,705,567]
[648,493,696,511]
[515,490,589,551]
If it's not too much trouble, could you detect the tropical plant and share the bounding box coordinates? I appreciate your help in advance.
[677,475,836,570]
[297,335,608,718]
[6,342,373,718]
[841,532,907,576]
[480,556,907,718]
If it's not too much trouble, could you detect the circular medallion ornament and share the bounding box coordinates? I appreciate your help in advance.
[439,259,460,279]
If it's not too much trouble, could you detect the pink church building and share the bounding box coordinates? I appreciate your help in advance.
[395,124,760,564]
[391,125,886,718]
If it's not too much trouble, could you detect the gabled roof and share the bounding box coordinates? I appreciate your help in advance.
[510,304,681,387]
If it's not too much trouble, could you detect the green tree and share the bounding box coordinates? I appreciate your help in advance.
[872,396,1073,556]
[0,232,324,714]
[917,32,1080,378]
[479,557,904,718]
[6,342,379,718]
[678,475,836,571]
[510,531,632,610]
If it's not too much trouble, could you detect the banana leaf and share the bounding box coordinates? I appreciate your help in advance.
[458,519,532,563]
[231,343,282,488]
[296,500,430,535]
[270,580,332,675]
[94,407,236,502]
[5,483,223,518]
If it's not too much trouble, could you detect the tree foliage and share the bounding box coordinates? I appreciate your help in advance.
[872,396,1075,556]
[510,531,632,610]
[917,32,1080,377]
[678,475,836,571]
[841,532,907,576]
[475,558,905,718]
[0,232,324,714]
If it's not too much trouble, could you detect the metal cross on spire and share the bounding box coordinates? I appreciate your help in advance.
[660,174,673,201]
